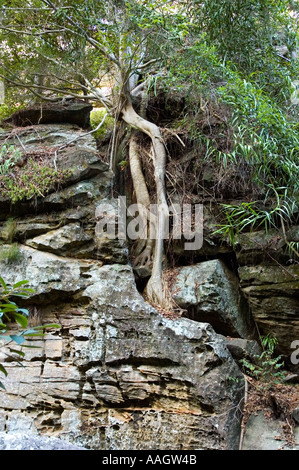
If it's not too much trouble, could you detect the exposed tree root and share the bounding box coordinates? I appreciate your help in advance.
[128,130,155,267]
[121,96,169,306]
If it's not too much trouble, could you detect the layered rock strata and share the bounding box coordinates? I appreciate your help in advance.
[0,122,297,450]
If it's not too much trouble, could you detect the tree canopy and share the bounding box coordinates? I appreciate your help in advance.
[1,1,297,105]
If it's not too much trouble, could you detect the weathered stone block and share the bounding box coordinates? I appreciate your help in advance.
[2,102,93,129]
[169,260,256,339]
[239,264,299,364]
[26,222,93,256]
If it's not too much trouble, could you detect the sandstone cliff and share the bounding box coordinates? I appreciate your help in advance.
[0,113,298,450]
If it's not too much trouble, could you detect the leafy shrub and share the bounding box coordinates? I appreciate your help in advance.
[214,187,298,245]
[240,334,287,388]
[0,144,22,175]
[0,276,59,390]
[164,38,299,241]
[0,157,72,203]
[0,104,20,124]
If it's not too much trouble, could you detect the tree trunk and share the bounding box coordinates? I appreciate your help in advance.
[121,97,168,306]
[129,131,154,266]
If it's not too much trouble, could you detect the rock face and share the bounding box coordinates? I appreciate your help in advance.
[235,228,299,368]
[0,123,112,221]
[2,101,93,129]
[242,411,299,450]
[0,432,86,450]
[238,260,299,367]
[0,248,244,450]
[0,119,298,450]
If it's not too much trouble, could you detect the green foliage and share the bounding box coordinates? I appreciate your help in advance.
[0,276,60,390]
[0,144,22,175]
[217,76,299,176]
[241,353,286,387]
[214,187,298,245]
[287,240,299,260]
[0,103,20,123]
[162,32,298,242]
[0,157,72,203]
[90,108,115,139]
[240,334,287,387]
[261,333,279,355]
[197,0,298,99]
[0,0,98,102]
[212,72,299,240]
[167,38,299,184]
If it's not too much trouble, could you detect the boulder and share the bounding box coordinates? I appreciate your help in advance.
[0,245,103,302]
[25,218,128,262]
[0,123,109,183]
[26,223,94,258]
[242,411,299,450]
[0,124,111,219]
[0,123,110,187]
[2,101,93,129]
[168,260,257,339]
[224,337,262,362]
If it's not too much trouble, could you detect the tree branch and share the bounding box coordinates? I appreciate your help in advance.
[0,26,66,36]
[40,0,120,66]
[0,72,99,102]
[136,58,160,71]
